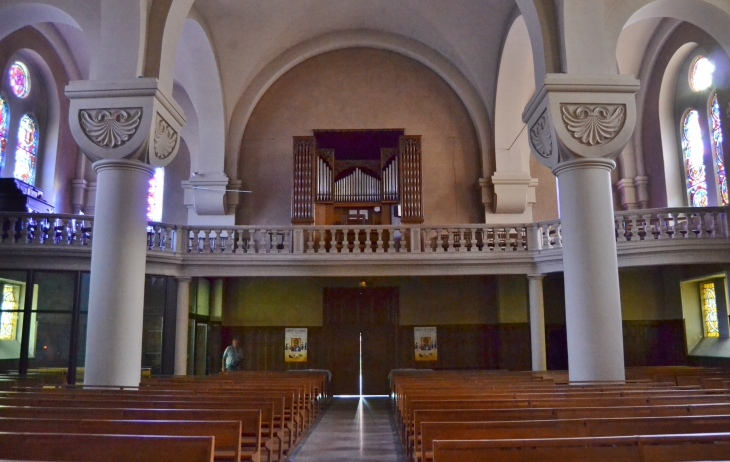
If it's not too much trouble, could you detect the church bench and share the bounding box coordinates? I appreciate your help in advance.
[418,414,730,462]
[402,394,730,456]
[0,407,262,462]
[0,431,215,462]
[431,432,730,462]
[401,393,730,449]
[0,392,283,460]
[0,418,241,462]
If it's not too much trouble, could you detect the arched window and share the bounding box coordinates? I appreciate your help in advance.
[147,167,164,222]
[710,94,728,205]
[0,96,8,170]
[682,109,708,207]
[13,114,38,185]
[676,53,728,207]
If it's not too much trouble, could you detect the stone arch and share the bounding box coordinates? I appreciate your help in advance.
[606,0,730,69]
[173,15,225,176]
[144,0,196,94]
[227,29,492,185]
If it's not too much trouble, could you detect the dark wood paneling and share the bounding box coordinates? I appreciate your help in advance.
[623,319,687,367]
[545,320,688,371]
[222,326,325,371]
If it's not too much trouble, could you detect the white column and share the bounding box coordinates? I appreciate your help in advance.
[174,277,192,375]
[527,274,547,372]
[84,159,153,387]
[553,158,625,382]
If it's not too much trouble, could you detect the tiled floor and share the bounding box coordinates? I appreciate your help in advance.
[287,397,407,462]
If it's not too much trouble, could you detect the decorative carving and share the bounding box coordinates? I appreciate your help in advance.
[561,104,626,146]
[317,149,335,168]
[529,110,553,158]
[79,108,142,148]
[334,160,381,178]
[381,148,398,167]
[153,113,178,160]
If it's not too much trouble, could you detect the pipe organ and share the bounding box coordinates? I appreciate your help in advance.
[291,133,423,225]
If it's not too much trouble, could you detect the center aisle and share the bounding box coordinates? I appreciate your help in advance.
[287,397,406,462]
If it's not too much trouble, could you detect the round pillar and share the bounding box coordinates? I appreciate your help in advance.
[84,159,154,387]
[174,277,192,375]
[527,274,547,372]
[553,158,625,382]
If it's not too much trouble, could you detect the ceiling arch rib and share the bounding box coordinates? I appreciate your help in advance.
[227,29,493,182]
[605,0,730,71]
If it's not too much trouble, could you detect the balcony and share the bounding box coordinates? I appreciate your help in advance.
[1,207,729,277]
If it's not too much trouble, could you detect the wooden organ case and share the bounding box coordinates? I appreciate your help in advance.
[291,131,423,226]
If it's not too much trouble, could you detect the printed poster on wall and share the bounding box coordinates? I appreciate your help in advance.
[414,326,437,361]
[285,328,308,362]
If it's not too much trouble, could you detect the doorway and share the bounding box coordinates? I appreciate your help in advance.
[323,287,398,396]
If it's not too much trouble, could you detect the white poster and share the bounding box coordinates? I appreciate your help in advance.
[285,328,308,362]
[414,326,437,361]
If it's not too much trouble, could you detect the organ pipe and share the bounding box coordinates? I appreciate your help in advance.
[333,168,382,203]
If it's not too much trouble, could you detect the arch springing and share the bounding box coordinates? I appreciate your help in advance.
[14,114,38,185]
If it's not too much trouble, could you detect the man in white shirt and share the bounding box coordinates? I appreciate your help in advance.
[222,338,243,372]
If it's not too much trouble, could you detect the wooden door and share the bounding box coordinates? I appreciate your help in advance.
[323,287,398,395]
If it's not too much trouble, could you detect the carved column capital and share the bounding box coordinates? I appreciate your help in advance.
[66,78,186,167]
[522,74,640,170]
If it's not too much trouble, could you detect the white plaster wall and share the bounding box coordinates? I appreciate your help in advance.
[238,48,482,226]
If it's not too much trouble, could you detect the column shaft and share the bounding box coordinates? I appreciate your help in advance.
[528,274,547,372]
[554,158,625,382]
[175,278,192,375]
[84,160,153,387]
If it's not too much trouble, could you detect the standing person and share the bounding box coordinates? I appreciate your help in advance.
[222,338,243,372]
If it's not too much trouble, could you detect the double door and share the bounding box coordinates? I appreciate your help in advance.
[323,287,398,395]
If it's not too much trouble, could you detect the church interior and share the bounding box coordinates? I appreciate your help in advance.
[2,0,730,460]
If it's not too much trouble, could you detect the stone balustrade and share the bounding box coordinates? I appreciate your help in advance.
[2,207,729,262]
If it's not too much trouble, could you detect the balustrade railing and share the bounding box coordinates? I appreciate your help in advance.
[0,212,93,247]
[1,206,728,257]
[614,207,729,242]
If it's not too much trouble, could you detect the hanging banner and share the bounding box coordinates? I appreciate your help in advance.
[414,326,437,361]
[285,328,308,362]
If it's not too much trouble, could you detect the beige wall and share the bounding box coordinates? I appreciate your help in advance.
[497,275,528,323]
[238,48,482,225]
[531,156,560,222]
[223,276,498,327]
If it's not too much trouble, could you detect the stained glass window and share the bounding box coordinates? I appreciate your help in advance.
[147,167,164,222]
[0,285,19,341]
[8,62,30,98]
[682,109,709,206]
[701,282,720,338]
[0,96,8,171]
[710,94,728,205]
[13,114,38,185]
[689,56,714,92]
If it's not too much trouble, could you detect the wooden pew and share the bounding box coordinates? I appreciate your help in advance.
[0,432,215,462]
[418,414,730,462]
[431,432,730,462]
[0,418,241,462]
[0,406,261,462]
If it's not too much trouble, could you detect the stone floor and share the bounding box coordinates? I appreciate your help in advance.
[287,397,407,462]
